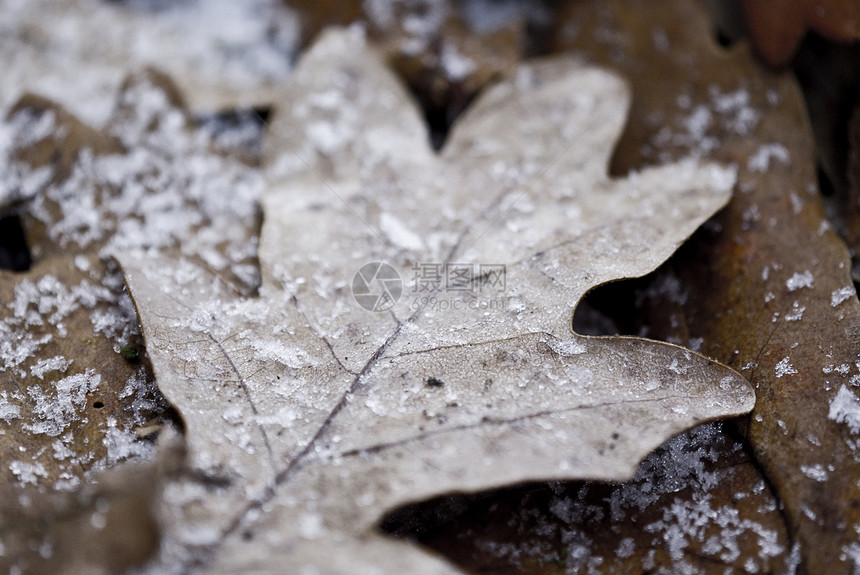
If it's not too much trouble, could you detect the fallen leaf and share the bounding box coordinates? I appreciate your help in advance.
[790,37,860,276]
[118,28,753,573]
[0,429,184,575]
[0,459,161,575]
[0,0,299,121]
[398,422,792,574]
[0,66,266,494]
[290,0,524,148]
[741,0,860,66]
[12,67,264,294]
[555,0,860,572]
[0,253,159,488]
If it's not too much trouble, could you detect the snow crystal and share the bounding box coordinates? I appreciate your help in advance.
[99,417,154,468]
[74,255,91,272]
[0,391,21,422]
[440,44,476,81]
[742,204,760,230]
[24,370,101,436]
[786,270,814,292]
[829,385,860,434]
[775,358,797,378]
[790,192,804,214]
[546,338,586,357]
[684,106,712,142]
[746,143,789,173]
[30,356,73,380]
[615,537,635,558]
[709,87,760,135]
[380,212,425,252]
[831,286,855,307]
[800,464,828,482]
[670,105,719,156]
[9,460,49,485]
[305,120,352,155]
[784,301,805,322]
[842,542,860,572]
[706,163,737,194]
[299,512,325,540]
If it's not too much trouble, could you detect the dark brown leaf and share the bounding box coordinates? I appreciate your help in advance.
[554,0,860,572]
[741,0,860,66]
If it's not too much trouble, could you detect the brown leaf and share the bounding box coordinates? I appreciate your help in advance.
[0,254,161,488]
[741,0,860,66]
[1,66,265,572]
[0,447,177,575]
[402,422,791,574]
[12,68,263,293]
[555,0,860,572]
[117,28,752,574]
[4,95,122,213]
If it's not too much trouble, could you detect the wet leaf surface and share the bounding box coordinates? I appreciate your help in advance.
[118,28,752,574]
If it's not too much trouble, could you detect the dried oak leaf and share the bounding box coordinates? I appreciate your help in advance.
[118,29,753,574]
[556,0,860,572]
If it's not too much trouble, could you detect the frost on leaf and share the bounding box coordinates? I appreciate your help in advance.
[0,67,264,492]
[118,29,754,574]
[552,0,860,571]
[0,0,299,123]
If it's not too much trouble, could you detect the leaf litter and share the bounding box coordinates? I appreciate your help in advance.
[116,28,753,574]
[542,0,860,572]
[0,0,300,123]
[0,64,267,573]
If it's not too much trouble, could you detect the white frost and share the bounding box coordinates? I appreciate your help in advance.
[784,301,805,322]
[831,286,855,307]
[829,385,860,434]
[746,143,789,173]
[774,358,797,378]
[24,370,101,436]
[30,356,73,380]
[800,464,828,482]
[546,338,587,357]
[786,271,814,292]
[379,212,425,252]
[0,391,21,422]
[9,460,49,485]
